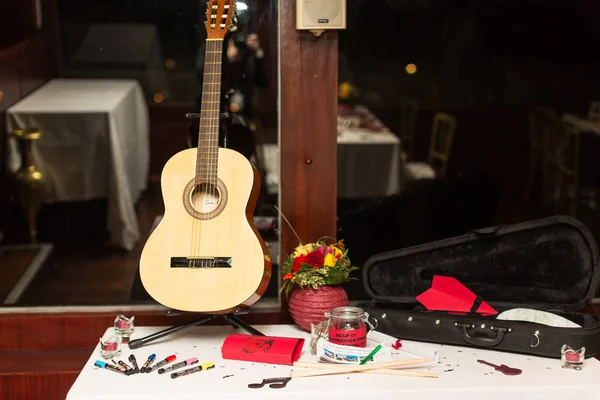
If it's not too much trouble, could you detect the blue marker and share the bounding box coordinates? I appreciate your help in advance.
[141,354,156,373]
[94,360,127,375]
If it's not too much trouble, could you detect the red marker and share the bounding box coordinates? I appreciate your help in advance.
[148,355,176,373]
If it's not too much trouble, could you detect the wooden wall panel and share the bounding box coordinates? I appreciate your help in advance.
[279,0,339,258]
[0,310,283,352]
[0,371,80,400]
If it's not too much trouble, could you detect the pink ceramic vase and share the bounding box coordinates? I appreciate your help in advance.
[288,285,349,331]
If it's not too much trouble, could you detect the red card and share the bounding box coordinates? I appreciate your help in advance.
[221,334,305,366]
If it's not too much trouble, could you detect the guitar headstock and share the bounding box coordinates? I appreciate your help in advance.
[205,0,238,39]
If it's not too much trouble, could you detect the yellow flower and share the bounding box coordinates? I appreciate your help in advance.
[293,243,314,258]
[334,247,343,259]
[324,253,336,267]
[339,82,352,100]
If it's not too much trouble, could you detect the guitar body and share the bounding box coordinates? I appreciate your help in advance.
[139,147,272,313]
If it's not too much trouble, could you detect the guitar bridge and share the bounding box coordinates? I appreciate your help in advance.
[170,257,232,268]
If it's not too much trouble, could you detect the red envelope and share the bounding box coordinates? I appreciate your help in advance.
[221,334,305,366]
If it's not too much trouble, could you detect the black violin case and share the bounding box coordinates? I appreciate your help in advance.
[359,216,600,358]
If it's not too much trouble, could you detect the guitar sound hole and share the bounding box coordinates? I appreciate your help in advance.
[191,183,220,213]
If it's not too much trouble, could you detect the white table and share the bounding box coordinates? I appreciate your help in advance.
[67,324,600,400]
[337,123,402,198]
[6,79,150,250]
[260,110,402,199]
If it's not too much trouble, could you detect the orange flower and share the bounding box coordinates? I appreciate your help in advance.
[283,273,294,280]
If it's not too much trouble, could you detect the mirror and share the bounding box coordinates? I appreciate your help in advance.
[0,0,280,311]
[337,0,600,301]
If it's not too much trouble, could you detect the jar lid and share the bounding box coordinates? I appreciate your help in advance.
[326,306,365,320]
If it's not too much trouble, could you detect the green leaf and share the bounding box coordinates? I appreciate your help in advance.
[325,268,344,285]
[300,263,313,272]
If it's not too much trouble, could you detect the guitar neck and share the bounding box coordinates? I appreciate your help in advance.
[196,39,224,185]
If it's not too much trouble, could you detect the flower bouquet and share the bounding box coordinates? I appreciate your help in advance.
[281,239,360,331]
[338,81,360,109]
[281,239,359,297]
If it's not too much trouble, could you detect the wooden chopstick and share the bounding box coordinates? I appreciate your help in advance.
[291,358,435,378]
[293,362,437,378]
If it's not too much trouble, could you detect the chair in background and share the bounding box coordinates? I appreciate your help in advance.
[398,97,419,160]
[522,107,556,202]
[428,112,457,177]
[540,117,580,217]
[403,111,456,181]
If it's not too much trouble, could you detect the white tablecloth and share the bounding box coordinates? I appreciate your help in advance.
[337,126,402,198]
[260,115,402,199]
[6,79,150,250]
[67,324,600,400]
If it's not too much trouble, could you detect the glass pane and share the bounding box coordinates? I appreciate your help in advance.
[337,0,600,302]
[0,0,280,311]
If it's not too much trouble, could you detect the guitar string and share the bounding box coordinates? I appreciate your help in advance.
[209,6,227,269]
[208,16,224,268]
[209,37,218,268]
[199,4,214,269]
[213,35,224,268]
[205,18,219,268]
[205,35,219,268]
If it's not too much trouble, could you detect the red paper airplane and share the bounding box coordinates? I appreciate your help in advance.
[416,276,498,315]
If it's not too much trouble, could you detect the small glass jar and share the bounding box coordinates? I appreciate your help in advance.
[114,314,135,343]
[561,344,585,370]
[325,306,371,348]
[99,334,122,359]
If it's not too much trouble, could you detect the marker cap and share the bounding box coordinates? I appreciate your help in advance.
[200,362,215,370]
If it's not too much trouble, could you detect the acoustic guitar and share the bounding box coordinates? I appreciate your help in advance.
[139,0,271,313]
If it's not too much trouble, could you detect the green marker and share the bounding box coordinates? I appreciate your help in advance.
[360,344,382,365]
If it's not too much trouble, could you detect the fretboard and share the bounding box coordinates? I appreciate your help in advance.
[195,39,224,185]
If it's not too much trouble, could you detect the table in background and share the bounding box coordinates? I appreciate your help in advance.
[337,105,402,198]
[563,114,600,209]
[6,79,150,250]
[67,324,600,400]
[260,106,403,199]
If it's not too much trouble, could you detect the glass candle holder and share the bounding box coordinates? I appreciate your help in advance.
[561,344,585,370]
[114,314,135,343]
[99,334,122,359]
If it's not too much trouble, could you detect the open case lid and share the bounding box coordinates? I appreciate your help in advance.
[362,216,600,312]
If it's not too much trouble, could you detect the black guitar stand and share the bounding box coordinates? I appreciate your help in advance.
[128,308,265,349]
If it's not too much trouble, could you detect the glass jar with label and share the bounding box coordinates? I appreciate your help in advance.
[325,306,373,348]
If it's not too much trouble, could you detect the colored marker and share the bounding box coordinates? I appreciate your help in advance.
[171,362,215,379]
[95,360,127,375]
[141,353,156,373]
[360,344,382,365]
[112,359,135,375]
[159,357,199,374]
[148,354,176,373]
[128,354,140,373]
